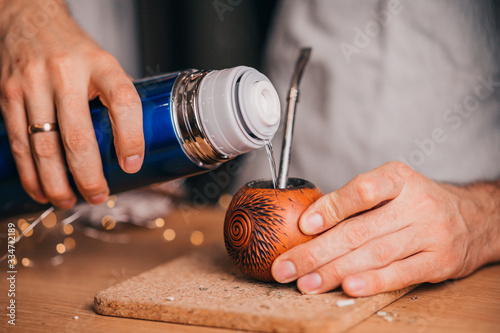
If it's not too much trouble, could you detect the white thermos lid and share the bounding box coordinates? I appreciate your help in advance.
[198,66,281,157]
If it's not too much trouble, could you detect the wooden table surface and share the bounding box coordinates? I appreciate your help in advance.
[1,206,499,333]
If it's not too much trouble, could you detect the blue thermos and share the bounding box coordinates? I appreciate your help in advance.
[0,66,281,217]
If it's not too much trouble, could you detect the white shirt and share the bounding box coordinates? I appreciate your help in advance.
[238,0,500,193]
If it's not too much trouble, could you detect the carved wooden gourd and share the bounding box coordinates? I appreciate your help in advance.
[224,178,323,282]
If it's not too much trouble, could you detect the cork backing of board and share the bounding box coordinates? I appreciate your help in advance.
[94,245,417,332]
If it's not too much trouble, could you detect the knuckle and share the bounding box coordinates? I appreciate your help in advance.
[354,175,379,206]
[389,160,413,177]
[94,50,117,64]
[47,53,73,74]
[326,264,343,283]
[108,83,140,108]
[10,138,31,159]
[396,269,413,287]
[22,61,45,82]
[79,180,107,195]
[0,79,22,101]
[50,160,68,176]
[122,133,144,152]
[343,222,370,248]
[418,193,439,212]
[63,128,95,154]
[370,242,394,265]
[47,54,77,88]
[301,247,321,271]
[323,193,343,222]
[44,188,71,202]
[32,135,59,159]
[370,272,386,292]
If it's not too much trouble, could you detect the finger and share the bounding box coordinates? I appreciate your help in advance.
[0,82,47,203]
[341,252,435,297]
[91,54,144,173]
[299,161,409,235]
[296,225,426,294]
[272,199,405,283]
[56,83,109,205]
[23,72,76,209]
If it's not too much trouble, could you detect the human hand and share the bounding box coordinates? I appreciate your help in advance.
[0,0,144,209]
[271,161,500,296]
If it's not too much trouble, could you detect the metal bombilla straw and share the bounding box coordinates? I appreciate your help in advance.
[277,47,312,189]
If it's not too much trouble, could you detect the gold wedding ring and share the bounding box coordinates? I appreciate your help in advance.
[28,123,59,135]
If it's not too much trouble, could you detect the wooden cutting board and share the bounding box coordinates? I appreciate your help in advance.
[94,245,417,332]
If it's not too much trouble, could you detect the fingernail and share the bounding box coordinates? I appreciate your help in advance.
[345,276,365,293]
[301,213,324,234]
[123,155,142,173]
[273,260,296,282]
[298,272,322,294]
[89,193,108,205]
